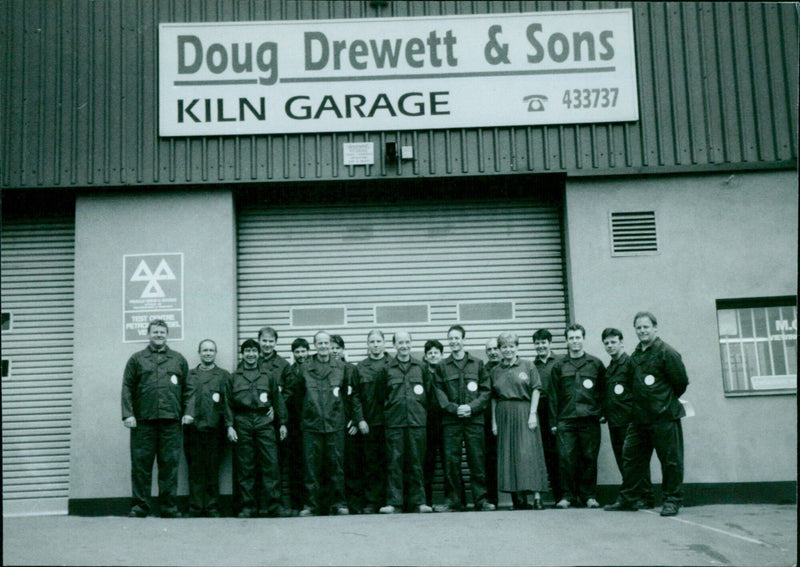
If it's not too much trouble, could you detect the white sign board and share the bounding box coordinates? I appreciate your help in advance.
[342,142,375,165]
[123,253,184,342]
[159,9,638,136]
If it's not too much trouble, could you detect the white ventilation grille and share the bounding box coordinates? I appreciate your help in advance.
[609,211,658,256]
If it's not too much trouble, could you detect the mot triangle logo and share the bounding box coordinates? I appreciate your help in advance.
[130,258,176,298]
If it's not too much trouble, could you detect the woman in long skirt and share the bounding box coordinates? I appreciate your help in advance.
[491,331,549,510]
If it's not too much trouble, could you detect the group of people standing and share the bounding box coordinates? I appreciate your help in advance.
[121,311,689,519]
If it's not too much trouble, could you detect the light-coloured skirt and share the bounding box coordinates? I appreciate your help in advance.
[496,400,549,492]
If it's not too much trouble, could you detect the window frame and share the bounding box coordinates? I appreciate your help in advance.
[716,296,797,397]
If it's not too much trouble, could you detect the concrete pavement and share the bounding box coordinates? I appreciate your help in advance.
[3,504,797,566]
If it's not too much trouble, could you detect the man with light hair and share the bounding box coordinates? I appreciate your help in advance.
[379,331,433,514]
[287,331,358,516]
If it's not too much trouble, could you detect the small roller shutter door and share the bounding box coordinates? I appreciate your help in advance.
[1,215,75,515]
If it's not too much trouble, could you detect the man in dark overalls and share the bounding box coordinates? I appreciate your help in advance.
[288,331,358,516]
[549,324,606,509]
[224,339,288,518]
[483,337,502,508]
[352,330,390,514]
[600,327,653,509]
[183,339,230,517]
[605,312,689,517]
[532,328,563,506]
[121,319,189,518]
[433,325,494,512]
[282,337,309,515]
[379,330,433,514]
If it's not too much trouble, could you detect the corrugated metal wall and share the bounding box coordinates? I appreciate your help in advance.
[1,214,75,515]
[1,1,797,189]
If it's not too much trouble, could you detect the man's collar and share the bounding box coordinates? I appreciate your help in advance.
[447,352,472,363]
[636,338,660,352]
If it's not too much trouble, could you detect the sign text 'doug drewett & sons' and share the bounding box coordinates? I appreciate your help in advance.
[158,9,638,136]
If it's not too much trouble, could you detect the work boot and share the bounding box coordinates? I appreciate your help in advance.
[433,503,459,513]
[604,500,639,512]
[128,506,147,518]
[660,502,679,517]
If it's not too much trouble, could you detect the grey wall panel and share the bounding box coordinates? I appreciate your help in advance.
[1,1,797,189]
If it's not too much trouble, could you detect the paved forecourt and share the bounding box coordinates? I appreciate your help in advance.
[2,504,796,566]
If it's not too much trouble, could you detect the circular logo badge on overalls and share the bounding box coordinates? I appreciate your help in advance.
[583,379,594,389]
[644,375,656,386]
[467,381,478,392]
[614,384,624,395]
[333,387,340,398]
[170,375,178,385]
[413,384,424,395]
[259,392,268,403]
[212,392,220,403]
[518,372,529,382]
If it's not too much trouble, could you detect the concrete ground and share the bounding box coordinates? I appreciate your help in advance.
[3,504,796,566]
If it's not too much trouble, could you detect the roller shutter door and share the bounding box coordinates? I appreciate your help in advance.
[1,216,75,516]
[238,196,568,506]
[237,198,568,359]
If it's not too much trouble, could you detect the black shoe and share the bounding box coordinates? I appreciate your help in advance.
[660,502,679,516]
[128,507,147,518]
[532,498,544,510]
[361,506,375,515]
[636,500,655,509]
[604,500,639,512]
[207,509,221,518]
[433,503,460,513]
[160,508,182,518]
[513,501,533,510]
[237,508,254,518]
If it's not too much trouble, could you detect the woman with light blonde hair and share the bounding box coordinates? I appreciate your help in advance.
[491,332,549,510]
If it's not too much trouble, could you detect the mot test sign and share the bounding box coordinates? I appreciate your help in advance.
[158,9,638,136]
[123,253,184,342]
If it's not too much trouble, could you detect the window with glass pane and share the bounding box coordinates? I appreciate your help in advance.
[716,297,797,395]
